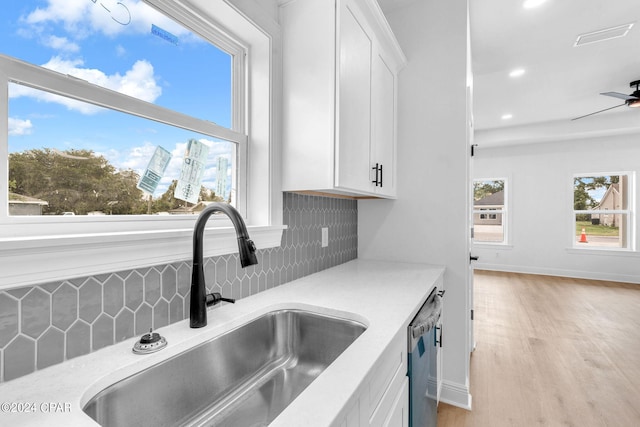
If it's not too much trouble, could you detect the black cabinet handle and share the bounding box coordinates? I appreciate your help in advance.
[436,325,443,347]
[372,163,379,186]
[371,163,383,187]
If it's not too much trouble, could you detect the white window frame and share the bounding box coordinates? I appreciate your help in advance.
[0,0,284,289]
[472,177,509,245]
[571,171,635,252]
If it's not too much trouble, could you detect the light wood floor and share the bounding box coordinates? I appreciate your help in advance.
[437,270,640,427]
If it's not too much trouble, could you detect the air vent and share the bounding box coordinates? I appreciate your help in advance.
[574,23,634,47]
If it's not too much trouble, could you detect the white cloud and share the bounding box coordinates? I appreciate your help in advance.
[113,60,162,102]
[165,141,189,181]
[10,83,105,115]
[9,56,162,114]
[44,35,79,52]
[24,0,90,32]
[41,57,162,102]
[115,44,127,57]
[23,0,197,41]
[8,118,34,136]
[118,142,160,171]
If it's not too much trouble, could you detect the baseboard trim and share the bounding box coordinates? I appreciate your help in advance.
[475,263,640,284]
[439,379,472,410]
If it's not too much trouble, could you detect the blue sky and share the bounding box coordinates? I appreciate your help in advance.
[2,0,234,196]
[589,187,606,203]
[576,176,611,205]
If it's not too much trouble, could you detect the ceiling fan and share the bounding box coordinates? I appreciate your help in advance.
[572,79,640,121]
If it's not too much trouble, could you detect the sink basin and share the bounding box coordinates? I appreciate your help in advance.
[83,309,367,426]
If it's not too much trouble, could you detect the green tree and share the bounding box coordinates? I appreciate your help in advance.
[474,180,504,201]
[9,148,145,215]
[153,180,182,212]
[573,178,595,211]
[9,148,226,215]
[573,175,617,210]
[107,169,148,214]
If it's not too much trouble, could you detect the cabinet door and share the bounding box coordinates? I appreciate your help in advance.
[371,51,396,197]
[382,377,408,427]
[336,0,373,193]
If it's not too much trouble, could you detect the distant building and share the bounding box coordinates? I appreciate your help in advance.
[215,157,229,200]
[9,192,48,215]
[592,183,620,227]
[474,190,504,225]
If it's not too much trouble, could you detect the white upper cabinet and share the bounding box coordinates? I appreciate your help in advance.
[371,51,397,196]
[280,0,405,198]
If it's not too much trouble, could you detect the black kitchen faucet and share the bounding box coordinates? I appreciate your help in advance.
[189,203,258,328]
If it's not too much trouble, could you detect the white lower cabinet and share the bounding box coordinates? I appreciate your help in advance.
[338,331,408,427]
[382,377,408,427]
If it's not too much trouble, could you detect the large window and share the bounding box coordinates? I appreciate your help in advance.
[473,178,507,244]
[0,0,283,289]
[573,173,634,250]
[3,0,244,217]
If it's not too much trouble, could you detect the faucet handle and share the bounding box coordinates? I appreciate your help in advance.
[205,292,236,307]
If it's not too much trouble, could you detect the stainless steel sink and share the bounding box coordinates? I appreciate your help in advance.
[83,309,366,427]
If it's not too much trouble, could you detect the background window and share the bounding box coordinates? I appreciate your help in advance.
[473,179,506,243]
[573,174,633,249]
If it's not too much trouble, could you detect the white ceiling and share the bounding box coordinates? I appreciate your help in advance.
[378,0,640,135]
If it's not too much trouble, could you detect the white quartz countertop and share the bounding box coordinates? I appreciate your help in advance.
[0,259,444,426]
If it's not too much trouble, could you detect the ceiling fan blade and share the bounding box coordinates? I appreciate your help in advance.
[601,91,638,100]
[571,103,626,121]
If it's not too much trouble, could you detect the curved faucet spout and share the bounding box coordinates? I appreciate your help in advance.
[190,203,258,328]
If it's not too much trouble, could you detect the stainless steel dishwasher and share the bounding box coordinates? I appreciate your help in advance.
[407,287,443,427]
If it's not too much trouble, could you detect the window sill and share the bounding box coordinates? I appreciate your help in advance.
[566,247,640,257]
[0,225,286,290]
[472,242,513,250]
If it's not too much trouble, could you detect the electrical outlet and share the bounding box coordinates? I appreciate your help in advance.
[321,227,328,247]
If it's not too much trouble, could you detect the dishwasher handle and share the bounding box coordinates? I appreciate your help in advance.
[410,294,442,340]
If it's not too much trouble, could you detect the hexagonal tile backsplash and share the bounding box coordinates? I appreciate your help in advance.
[0,193,357,382]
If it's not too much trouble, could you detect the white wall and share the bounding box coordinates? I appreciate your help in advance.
[473,133,640,283]
[358,0,472,409]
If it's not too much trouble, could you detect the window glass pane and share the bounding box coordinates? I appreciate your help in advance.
[0,0,231,126]
[575,213,627,248]
[573,175,627,211]
[473,179,505,243]
[573,174,630,249]
[474,219,504,243]
[8,84,236,216]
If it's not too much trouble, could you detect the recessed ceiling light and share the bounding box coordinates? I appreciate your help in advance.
[501,114,513,120]
[509,68,525,78]
[523,0,547,9]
